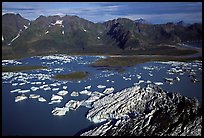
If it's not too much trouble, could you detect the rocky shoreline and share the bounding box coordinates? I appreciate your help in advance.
[79,84,202,136]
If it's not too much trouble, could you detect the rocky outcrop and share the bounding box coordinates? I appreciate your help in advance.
[80,84,202,136]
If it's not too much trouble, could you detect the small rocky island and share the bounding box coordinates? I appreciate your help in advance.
[79,84,202,136]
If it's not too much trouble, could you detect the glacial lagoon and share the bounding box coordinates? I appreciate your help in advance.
[2,55,202,136]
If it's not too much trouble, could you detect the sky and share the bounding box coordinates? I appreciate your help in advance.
[2,2,202,24]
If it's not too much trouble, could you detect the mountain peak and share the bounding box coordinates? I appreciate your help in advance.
[135,18,148,24]
[176,20,190,27]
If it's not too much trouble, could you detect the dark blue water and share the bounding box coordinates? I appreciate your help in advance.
[2,55,202,136]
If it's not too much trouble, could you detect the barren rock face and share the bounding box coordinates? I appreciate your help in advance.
[80,84,202,136]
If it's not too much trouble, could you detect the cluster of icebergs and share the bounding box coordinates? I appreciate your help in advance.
[2,60,22,66]
[158,61,202,84]
[51,86,115,116]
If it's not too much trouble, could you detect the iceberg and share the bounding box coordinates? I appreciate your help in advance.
[10,89,21,93]
[15,94,27,102]
[52,107,69,116]
[29,94,40,99]
[71,91,79,97]
[80,90,92,96]
[48,99,62,104]
[51,94,63,101]
[65,100,82,110]
[97,85,106,89]
[154,82,163,85]
[38,97,47,102]
[57,90,68,96]
[103,87,114,94]
[18,89,30,93]
[85,85,91,89]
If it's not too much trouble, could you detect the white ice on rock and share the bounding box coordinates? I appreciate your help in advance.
[50,20,64,27]
[24,25,28,29]
[103,87,114,94]
[62,31,64,35]
[2,35,4,41]
[97,37,100,39]
[8,33,20,45]
[86,85,159,123]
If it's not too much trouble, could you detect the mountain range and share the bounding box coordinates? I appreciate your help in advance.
[2,13,202,58]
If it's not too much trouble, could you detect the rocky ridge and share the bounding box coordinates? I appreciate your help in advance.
[80,84,202,136]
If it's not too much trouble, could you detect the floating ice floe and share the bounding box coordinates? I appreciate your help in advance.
[31,86,39,91]
[40,84,49,89]
[15,94,27,102]
[123,77,131,81]
[71,91,79,97]
[149,73,153,77]
[136,74,141,79]
[38,97,47,102]
[44,87,51,91]
[57,90,68,96]
[19,82,26,85]
[52,107,69,116]
[62,31,64,35]
[52,88,60,91]
[10,89,21,93]
[49,99,62,104]
[134,80,145,85]
[85,85,91,89]
[29,94,40,99]
[12,83,18,86]
[51,94,63,101]
[80,90,92,96]
[2,60,22,66]
[103,87,114,94]
[62,86,67,90]
[154,82,163,85]
[45,31,49,34]
[18,89,30,93]
[97,85,106,89]
[83,29,87,32]
[97,37,100,39]
[65,100,82,110]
